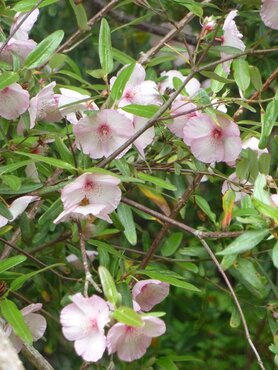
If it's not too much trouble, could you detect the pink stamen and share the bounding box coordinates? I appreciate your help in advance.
[212,128,222,139]
[98,124,110,137]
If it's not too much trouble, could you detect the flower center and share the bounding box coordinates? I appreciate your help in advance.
[84,180,94,192]
[90,319,98,330]
[212,128,222,139]
[98,124,110,137]
[125,326,135,333]
[124,90,134,101]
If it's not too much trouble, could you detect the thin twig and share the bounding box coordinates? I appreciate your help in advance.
[140,173,203,269]
[21,344,54,370]
[58,0,119,53]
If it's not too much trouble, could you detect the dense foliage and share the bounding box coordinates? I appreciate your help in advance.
[0,1,278,369]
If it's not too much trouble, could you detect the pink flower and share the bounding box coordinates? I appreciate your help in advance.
[27,82,59,128]
[66,250,98,270]
[0,83,29,120]
[183,113,242,164]
[260,0,278,30]
[132,279,169,312]
[159,70,200,97]
[107,316,166,362]
[133,116,155,157]
[5,303,46,353]
[0,196,39,228]
[221,10,245,73]
[169,101,199,138]
[0,38,37,65]
[58,88,98,125]
[54,173,121,224]
[60,293,110,362]
[111,63,162,107]
[73,109,134,159]
[10,9,39,41]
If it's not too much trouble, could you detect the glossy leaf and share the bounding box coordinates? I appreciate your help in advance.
[99,18,113,76]
[113,306,143,327]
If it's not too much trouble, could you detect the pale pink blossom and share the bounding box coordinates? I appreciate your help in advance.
[54,173,121,224]
[73,109,134,159]
[107,316,166,362]
[169,101,199,138]
[10,9,39,41]
[183,113,242,164]
[0,83,29,120]
[242,137,268,156]
[222,172,252,202]
[260,0,278,30]
[0,38,37,64]
[0,196,39,228]
[5,303,46,353]
[133,116,155,157]
[27,82,59,128]
[58,88,98,125]
[60,293,110,362]
[110,63,162,107]
[221,10,245,73]
[159,70,200,97]
[0,10,39,64]
[202,16,216,32]
[132,279,169,312]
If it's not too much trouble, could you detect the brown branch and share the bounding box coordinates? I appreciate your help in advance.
[121,197,243,239]
[21,344,54,370]
[0,237,78,282]
[93,0,197,45]
[139,173,203,269]
[58,0,119,53]
[122,196,266,369]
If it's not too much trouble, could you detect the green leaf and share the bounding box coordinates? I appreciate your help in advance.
[2,175,21,191]
[0,299,32,345]
[117,204,137,245]
[173,0,203,17]
[211,64,229,93]
[113,306,143,327]
[253,198,278,223]
[0,202,13,220]
[200,70,234,84]
[157,357,178,370]
[138,173,177,191]
[13,0,58,12]
[112,48,135,65]
[24,30,64,69]
[217,229,269,256]
[0,72,19,90]
[195,195,216,224]
[98,266,121,306]
[15,151,76,171]
[0,160,32,175]
[233,58,250,92]
[10,263,63,291]
[0,256,26,273]
[122,104,160,118]
[230,307,241,328]
[99,19,113,76]
[38,198,63,226]
[69,0,89,31]
[259,99,278,149]
[54,137,74,166]
[139,270,200,292]
[111,63,135,102]
[249,65,263,91]
[161,232,183,257]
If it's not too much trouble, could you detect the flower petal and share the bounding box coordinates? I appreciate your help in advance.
[74,331,106,362]
[132,279,169,311]
[260,0,278,30]
[0,83,30,120]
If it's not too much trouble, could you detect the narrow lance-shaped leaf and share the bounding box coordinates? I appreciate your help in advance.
[98,266,121,306]
[99,18,113,76]
[233,58,250,92]
[0,201,13,220]
[111,63,135,102]
[217,229,270,256]
[222,189,235,229]
[0,72,19,90]
[113,306,143,327]
[0,299,33,345]
[24,30,64,69]
[259,99,278,149]
[0,255,26,274]
[117,203,137,245]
